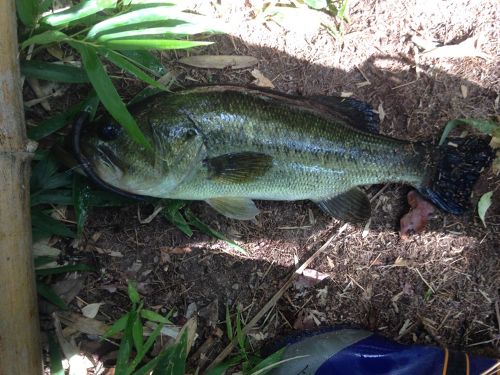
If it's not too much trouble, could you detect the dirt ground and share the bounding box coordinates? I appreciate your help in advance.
[35,0,499,372]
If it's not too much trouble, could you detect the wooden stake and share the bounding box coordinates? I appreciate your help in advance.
[0,1,43,374]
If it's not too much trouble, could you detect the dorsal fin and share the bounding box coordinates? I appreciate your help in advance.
[310,95,380,134]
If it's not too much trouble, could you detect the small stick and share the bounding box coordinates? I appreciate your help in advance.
[206,224,348,370]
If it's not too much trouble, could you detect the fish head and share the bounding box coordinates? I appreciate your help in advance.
[79,116,205,197]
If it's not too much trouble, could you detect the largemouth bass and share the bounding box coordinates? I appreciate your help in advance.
[75,85,493,222]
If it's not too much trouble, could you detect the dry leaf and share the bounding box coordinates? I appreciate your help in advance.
[179,55,258,69]
[251,69,274,88]
[340,92,353,97]
[422,36,492,60]
[460,85,468,98]
[400,190,435,239]
[81,302,104,319]
[377,103,386,122]
[293,268,329,290]
[33,242,61,257]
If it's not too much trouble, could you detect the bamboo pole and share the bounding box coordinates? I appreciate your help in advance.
[0,1,43,374]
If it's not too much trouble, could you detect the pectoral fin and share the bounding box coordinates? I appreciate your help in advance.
[314,187,371,223]
[206,197,260,220]
[204,152,273,183]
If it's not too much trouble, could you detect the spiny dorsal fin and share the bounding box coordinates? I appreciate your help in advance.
[204,152,273,183]
[206,197,260,220]
[314,187,371,223]
[310,95,380,134]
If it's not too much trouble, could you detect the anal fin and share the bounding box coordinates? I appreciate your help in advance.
[314,187,371,223]
[206,197,260,220]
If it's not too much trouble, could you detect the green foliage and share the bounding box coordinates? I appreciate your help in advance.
[478,191,493,227]
[206,306,286,375]
[18,0,223,148]
[100,280,189,375]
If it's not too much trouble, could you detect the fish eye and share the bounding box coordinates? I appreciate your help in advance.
[98,121,122,141]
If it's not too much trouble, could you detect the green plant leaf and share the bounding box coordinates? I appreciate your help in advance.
[248,348,285,375]
[96,24,220,41]
[115,311,135,374]
[478,191,493,227]
[132,314,144,353]
[87,6,224,39]
[27,105,82,141]
[235,309,246,355]
[31,209,75,240]
[48,333,64,375]
[204,355,244,375]
[31,189,73,206]
[99,38,212,50]
[152,330,188,375]
[22,30,68,49]
[21,60,89,83]
[35,264,95,276]
[34,255,58,268]
[120,50,167,77]
[128,280,141,304]
[184,209,246,254]
[225,304,233,340]
[40,0,118,27]
[36,283,68,309]
[16,0,39,27]
[102,313,129,340]
[126,320,165,375]
[72,42,151,149]
[98,48,168,90]
[160,200,192,237]
[336,0,350,22]
[73,174,92,237]
[140,309,172,324]
[439,118,499,145]
[132,356,162,375]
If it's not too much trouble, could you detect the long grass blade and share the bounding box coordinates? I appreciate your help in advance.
[27,103,82,141]
[72,42,151,148]
[16,0,39,27]
[87,6,224,39]
[35,264,95,276]
[100,39,212,50]
[41,0,118,27]
[36,283,68,309]
[98,48,168,90]
[48,334,65,375]
[22,30,68,49]
[21,60,89,83]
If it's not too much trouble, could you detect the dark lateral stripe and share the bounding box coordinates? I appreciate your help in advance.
[444,350,468,375]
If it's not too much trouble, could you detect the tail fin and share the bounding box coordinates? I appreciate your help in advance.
[419,137,494,215]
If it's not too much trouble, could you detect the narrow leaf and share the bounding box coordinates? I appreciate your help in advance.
[184,209,246,254]
[48,334,65,375]
[27,104,82,141]
[96,24,220,41]
[478,191,493,227]
[98,48,168,90]
[160,200,192,237]
[128,280,140,304]
[121,50,167,77]
[21,60,88,83]
[126,321,165,375]
[439,118,499,145]
[41,0,118,27]
[248,348,285,375]
[204,355,244,375]
[37,283,68,309]
[22,30,68,49]
[102,313,129,340]
[73,174,91,237]
[31,189,73,206]
[140,309,172,324]
[115,311,135,374]
[132,315,144,353]
[31,209,75,239]
[87,6,224,39]
[16,0,39,27]
[72,42,151,148]
[100,39,212,50]
[235,309,245,353]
